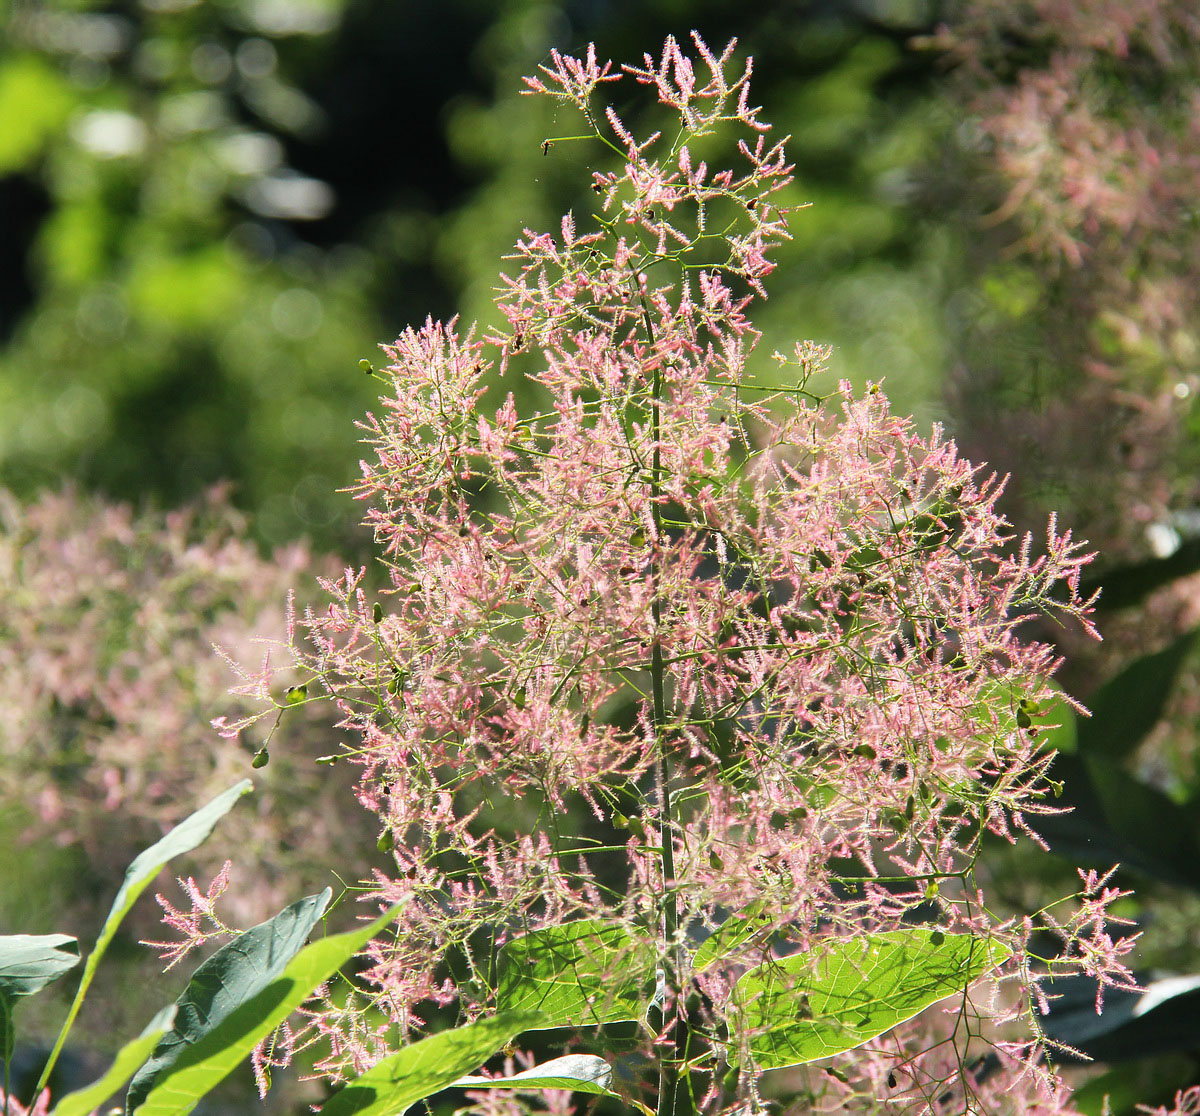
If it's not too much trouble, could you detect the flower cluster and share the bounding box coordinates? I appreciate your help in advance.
[0,484,370,942]
[931,0,1200,569]
[228,34,1120,1114]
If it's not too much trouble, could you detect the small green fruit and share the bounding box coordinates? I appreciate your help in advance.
[251,748,269,769]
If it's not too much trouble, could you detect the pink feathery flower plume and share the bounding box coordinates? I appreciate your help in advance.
[220,32,1120,1116]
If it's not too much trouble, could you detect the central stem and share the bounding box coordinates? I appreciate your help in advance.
[642,294,692,1116]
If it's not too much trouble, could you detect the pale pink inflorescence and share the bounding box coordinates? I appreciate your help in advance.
[225,33,1120,1113]
[935,0,1200,589]
[0,485,368,931]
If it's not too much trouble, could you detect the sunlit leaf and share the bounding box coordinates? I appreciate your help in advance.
[50,1007,175,1116]
[733,929,1009,1069]
[453,1053,616,1096]
[36,781,254,1097]
[318,1012,543,1116]
[496,919,655,1028]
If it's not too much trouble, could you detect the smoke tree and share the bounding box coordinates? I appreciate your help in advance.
[221,34,1133,1116]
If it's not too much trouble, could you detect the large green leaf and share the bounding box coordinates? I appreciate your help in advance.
[0,934,81,1066]
[126,888,331,1113]
[37,780,253,1097]
[693,911,772,973]
[733,929,1009,1069]
[496,919,655,1028]
[319,1011,543,1116]
[128,902,400,1116]
[0,935,80,1000]
[50,1007,175,1116]
[453,1053,616,1096]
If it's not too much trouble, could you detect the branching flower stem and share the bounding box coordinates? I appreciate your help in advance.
[641,284,693,1116]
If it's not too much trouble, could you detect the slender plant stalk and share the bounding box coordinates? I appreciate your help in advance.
[642,296,692,1116]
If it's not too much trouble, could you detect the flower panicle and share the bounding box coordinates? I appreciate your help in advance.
[246,33,1114,1115]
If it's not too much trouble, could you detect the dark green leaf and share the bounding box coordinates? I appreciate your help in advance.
[1077,630,1198,761]
[126,888,331,1113]
[1081,539,1200,612]
[127,902,400,1116]
[1037,753,1200,887]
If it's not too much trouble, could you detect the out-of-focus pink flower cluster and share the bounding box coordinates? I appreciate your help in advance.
[0,1090,57,1116]
[1142,1086,1200,1116]
[222,33,1122,1114]
[0,484,370,935]
[932,0,1200,570]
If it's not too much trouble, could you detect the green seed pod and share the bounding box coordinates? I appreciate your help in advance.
[924,880,939,900]
[285,684,307,705]
[377,829,395,853]
[614,812,648,840]
[251,748,269,769]
[373,601,383,624]
[1016,708,1032,729]
[315,754,339,766]
[358,358,373,374]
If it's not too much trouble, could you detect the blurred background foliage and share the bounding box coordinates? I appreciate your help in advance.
[0,0,953,554]
[6,0,1200,1112]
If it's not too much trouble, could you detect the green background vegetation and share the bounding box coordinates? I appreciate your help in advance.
[0,0,954,553]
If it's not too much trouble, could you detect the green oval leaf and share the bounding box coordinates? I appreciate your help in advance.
[126,888,332,1113]
[732,929,1010,1069]
[496,919,655,1029]
[0,934,80,1000]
